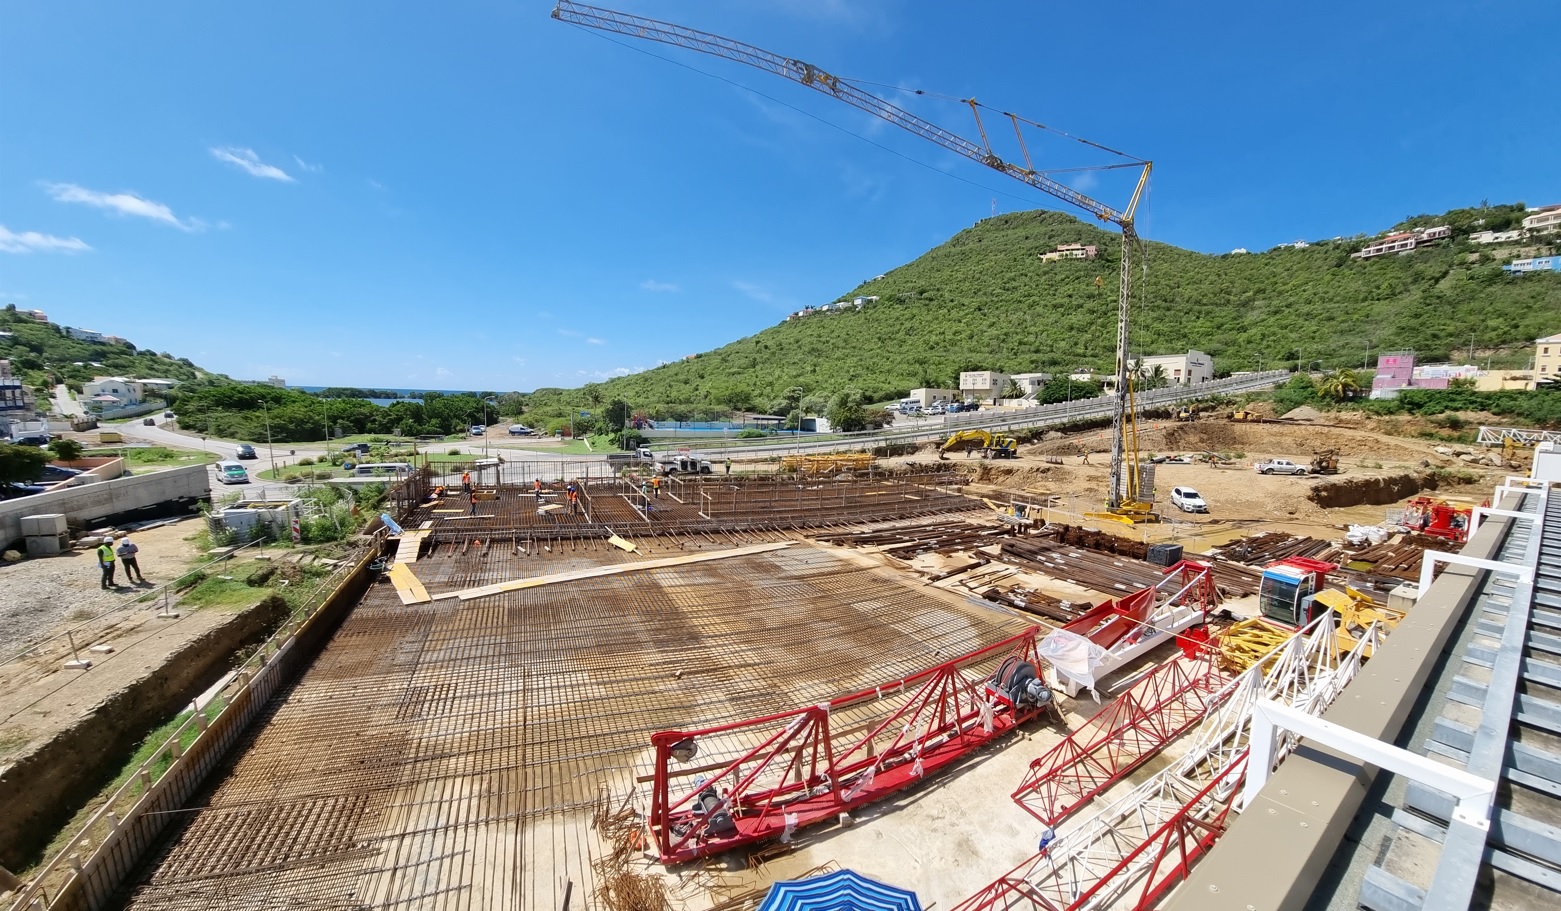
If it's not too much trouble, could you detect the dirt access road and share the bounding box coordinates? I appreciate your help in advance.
[911,416,1503,549]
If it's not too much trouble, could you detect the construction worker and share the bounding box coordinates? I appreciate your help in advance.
[462,471,472,494]
[1080,451,1090,465]
[534,478,544,502]
[640,479,652,511]
[116,534,146,584]
[469,490,478,516]
[650,475,662,498]
[724,459,732,475]
[96,538,117,590]
[568,487,580,515]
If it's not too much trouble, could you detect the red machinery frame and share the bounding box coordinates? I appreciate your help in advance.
[647,628,1048,863]
[1011,653,1228,825]
[953,753,1248,911]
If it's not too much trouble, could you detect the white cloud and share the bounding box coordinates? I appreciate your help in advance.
[210,147,294,182]
[511,356,526,365]
[367,178,386,191]
[292,154,323,174]
[576,367,635,380]
[640,279,680,293]
[558,328,583,338]
[435,367,453,379]
[732,280,774,304]
[0,225,91,254]
[586,337,605,345]
[44,182,201,230]
[1071,171,1099,192]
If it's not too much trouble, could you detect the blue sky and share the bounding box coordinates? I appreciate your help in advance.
[3,1,1557,392]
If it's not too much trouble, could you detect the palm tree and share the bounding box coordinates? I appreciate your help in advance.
[1317,368,1362,401]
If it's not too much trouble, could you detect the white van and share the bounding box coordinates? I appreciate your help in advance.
[353,462,414,477]
[215,461,250,484]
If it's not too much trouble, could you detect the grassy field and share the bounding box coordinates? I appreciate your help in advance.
[84,447,220,467]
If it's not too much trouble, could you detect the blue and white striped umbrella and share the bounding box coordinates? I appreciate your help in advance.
[757,869,922,911]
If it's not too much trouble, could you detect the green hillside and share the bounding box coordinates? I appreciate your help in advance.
[586,207,1559,410]
[0,305,215,394]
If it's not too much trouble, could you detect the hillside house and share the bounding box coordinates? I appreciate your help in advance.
[64,327,104,342]
[1140,351,1214,386]
[1505,256,1561,275]
[906,387,959,408]
[1369,351,1454,398]
[1351,225,1452,259]
[1272,240,1311,250]
[1523,205,1561,235]
[852,296,879,307]
[0,360,31,419]
[83,376,144,406]
[959,370,1010,405]
[1538,332,1561,384]
[1038,243,1098,262]
[1470,230,1523,244]
[1009,372,1052,397]
[20,309,48,322]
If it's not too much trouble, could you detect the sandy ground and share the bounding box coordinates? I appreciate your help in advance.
[1,519,207,654]
[902,417,1503,548]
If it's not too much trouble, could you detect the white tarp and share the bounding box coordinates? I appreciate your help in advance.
[1038,630,1108,694]
[1345,524,1390,546]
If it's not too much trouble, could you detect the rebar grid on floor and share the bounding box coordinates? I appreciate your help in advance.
[405,473,976,545]
[117,544,1030,911]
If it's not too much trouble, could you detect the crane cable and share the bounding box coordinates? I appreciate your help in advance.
[560,21,1107,215]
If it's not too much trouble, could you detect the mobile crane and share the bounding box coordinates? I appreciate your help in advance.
[552,1,1155,522]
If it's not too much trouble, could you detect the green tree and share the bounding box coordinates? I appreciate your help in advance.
[48,438,84,462]
[605,399,631,433]
[1316,369,1362,402]
[826,389,868,432]
[715,385,755,413]
[0,443,48,487]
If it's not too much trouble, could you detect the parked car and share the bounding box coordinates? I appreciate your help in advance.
[0,483,49,500]
[1170,486,1208,513]
[235,444,258,460]
[470,425,486,436]
[507,424,535,436]
[8,431,50,447]
[35,465,83,484]
[143,417,156,426]
[341,442,372,455]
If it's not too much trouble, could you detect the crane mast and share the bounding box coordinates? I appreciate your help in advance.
[553,1,1152,511]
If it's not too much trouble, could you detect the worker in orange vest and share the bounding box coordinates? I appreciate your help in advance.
[650,475,662,498]
[462,471,472,494]
[534,478,544,502]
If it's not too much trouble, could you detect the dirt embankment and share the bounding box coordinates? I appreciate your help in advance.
[0,595,289,871]
[1306,472,1439,509]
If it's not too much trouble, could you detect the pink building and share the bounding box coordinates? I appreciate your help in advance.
[1370,351,1448,398]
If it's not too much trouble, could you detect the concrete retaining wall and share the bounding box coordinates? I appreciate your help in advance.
[0,464,209,550]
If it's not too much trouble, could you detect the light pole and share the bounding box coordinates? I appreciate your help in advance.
[262,400,276,471]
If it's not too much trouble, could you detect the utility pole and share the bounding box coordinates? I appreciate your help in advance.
[262,401,276,471]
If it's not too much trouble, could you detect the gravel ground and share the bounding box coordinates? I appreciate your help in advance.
[0,519,207,661]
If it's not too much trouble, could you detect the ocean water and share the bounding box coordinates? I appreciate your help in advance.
[293,386,479,407]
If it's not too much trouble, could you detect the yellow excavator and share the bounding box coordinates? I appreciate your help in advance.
[939,429,1019,459]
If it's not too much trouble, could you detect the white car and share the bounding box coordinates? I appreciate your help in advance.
[469,424,486,436]
[1170,486,1208,513]
[507,424,534,436]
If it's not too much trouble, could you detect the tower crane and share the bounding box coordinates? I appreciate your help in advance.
[553,1,1155,518]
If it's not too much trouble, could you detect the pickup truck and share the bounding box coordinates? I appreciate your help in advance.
[658,455,713,475]
[1255,458,1308,476]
